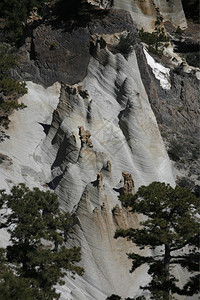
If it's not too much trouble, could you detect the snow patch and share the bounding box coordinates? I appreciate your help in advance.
[144,48,171,90]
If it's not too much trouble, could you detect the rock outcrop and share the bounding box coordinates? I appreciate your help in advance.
[113,0,187,31]
[16,8,134,87]
[0,2,199,299]
[36,34,175,297]
[135,37,200,184]
[78,126,93,148]
[122,171,135,195]
[0,32,175,299]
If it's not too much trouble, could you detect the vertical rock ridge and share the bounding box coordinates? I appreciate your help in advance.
[122,171,135,195]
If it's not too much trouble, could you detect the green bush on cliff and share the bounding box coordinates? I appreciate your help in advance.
[0,98,26,113]
[167,139,185,161]
[139,20,169,55]
[0,43,27,112]
[116,32,135,59]
[0,77,27,97]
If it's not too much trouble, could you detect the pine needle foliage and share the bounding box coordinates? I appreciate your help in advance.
[115,182,200,300]
[0,184,84,300]
[0,43,27,97]
[116,32,135,59]
[0,0,46,43]
[0,43,27,113]
[0,249,37,300]
[139,19,169,56]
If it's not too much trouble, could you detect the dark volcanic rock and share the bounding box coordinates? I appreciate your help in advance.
[16,25,91,87]
[136,45,200,137]
[182,0,199,23]
[136,44,200,180]
[15,9,134,87]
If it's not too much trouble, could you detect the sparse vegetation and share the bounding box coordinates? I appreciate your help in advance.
[167,139,184,161]
[116,32,135,59]
[0,98,26,113]
[139,19,169,56]
[0,43,27,96]
[0,43,27,113]
[50,41,57,50]
[177,106,183,112]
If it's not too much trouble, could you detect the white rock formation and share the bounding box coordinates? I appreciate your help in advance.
[0,81,60,192]
[0,43,176,298]
[113,0,187,31]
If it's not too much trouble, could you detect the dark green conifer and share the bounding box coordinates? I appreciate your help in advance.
[115,182,200,299]
[0,0,46,43]
[0,184,84,300]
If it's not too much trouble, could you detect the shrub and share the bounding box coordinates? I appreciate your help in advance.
[167,139,184,161]
[116,32,135,59]
[139,21,169,55]
[0,99,27,112]
[126,297,146,300]
[177,177,194,189]
[50,41,57,50]
[0,43,27,95]
[0,77,27,96]
[0,43,27,113]
[161,132,168,138]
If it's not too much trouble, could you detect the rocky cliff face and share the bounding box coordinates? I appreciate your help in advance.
[0,1,199,299]
[16,8,134,87]
[113,0,187,31]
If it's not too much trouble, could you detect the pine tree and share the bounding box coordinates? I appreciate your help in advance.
[0,0,45,43]
[0,184,84,300]
[115,182,200,299]
[0,249,37,300]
